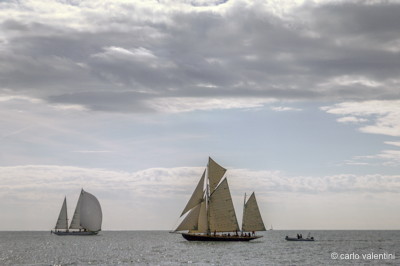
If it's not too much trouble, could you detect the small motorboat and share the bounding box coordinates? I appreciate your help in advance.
[285,233,314,241]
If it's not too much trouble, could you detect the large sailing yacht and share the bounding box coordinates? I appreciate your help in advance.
[174,157,266,241]
[52,189,102,236]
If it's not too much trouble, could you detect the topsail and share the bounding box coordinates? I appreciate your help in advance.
[208,157,226,193]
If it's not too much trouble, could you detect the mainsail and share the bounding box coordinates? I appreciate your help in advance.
[80,190,103,232]
[242,192,266,232]
[197,201,208,233]
[55,197,68,230]
[68,189,102,232]
[209,179,240,232]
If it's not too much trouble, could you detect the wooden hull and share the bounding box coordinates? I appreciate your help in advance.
[52,230,99,236]
[182,233,262,242]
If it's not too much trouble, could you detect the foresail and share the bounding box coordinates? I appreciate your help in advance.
[180,170,205,216]
[175,203,202,232]
[55,197,68,230]
[242,192,266,232]
[209,179,240,232]
[208,157,227,193]
[80,190,103,232]
[69,190,83,229]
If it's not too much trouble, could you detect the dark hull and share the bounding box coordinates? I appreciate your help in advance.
[182,233,262,242]
[52,231,99,236]
[285,237,314,241]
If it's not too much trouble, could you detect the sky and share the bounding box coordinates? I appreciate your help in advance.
[1,0,400,230]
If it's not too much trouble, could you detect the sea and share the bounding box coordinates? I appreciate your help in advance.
[0,230,398,265]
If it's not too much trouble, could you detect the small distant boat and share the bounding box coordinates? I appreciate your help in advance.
[52,189,102,236]
[270,225,273,230]
[285,234,314,241]
[174,157,266,241]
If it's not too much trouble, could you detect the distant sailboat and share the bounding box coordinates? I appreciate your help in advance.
[52,189,102,236]
[174,157,266,241]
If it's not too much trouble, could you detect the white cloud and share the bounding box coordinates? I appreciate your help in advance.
[270,106,302,112]
[147,97,275,113]
[319,75,382,88]
[336,116,367,123]
[385,141,400,147]
[72,150,113,153]
[92,46,157,61]
[50,103,88,111]
[322,100,400,166]
[344,150,400,167]
[0,95,43,104]
[322,100,400,136]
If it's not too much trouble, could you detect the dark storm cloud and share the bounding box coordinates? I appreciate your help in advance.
[1,1,400,112]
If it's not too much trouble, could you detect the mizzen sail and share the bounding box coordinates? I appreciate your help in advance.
[242,192,266,232]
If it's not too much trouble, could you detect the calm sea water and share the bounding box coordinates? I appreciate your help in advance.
[0,231,398,265]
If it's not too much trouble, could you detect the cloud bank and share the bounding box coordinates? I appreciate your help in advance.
[2,0,400,113]
[1,164,399,229]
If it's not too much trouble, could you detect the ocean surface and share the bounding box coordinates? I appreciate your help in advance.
[0,230,398,265]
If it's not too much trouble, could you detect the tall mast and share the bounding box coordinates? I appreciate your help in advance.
[66,196,69,232]
[206,163,211,235]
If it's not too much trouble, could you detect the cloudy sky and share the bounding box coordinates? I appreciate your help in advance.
[1,0,400,230]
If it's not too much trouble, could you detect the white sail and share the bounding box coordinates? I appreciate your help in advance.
[55,197,68,230]
[69,190,83,229]
[208,157,227,194]
[80,190,103,232]
[180,170,205,216]
[175,203,202,232]
[209,179,240,232]
[242,192,266,232]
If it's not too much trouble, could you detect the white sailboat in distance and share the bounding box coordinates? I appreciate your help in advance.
[174,157,266,241]
[52,189,102,236]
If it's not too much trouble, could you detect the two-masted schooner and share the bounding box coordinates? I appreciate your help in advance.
[174,157,266,241]
[52,189,102,236]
